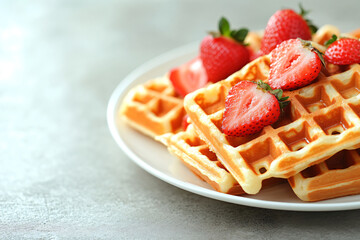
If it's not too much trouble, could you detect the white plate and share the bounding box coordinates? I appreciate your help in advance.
[107,43,360,211]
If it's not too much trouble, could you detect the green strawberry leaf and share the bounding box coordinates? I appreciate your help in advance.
[212,17,249,45]
[306,20,318,34]
[298,4,318,34]
[279,100,290,109]
[299,3,310,17]
[256,80,271,91]
[219,17,231,36]
[231,29,249,44]
[270,89,283,100]
[324,34,338,47]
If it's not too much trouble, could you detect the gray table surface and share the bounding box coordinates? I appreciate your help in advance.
[1,0,360,239]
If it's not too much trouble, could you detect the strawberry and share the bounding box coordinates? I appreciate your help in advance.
[169,57,208,97]
[222,80,289,137]
[260,5,316,54]
[324,35,360,65]
[200,17,250,83]
[268,38,324,91]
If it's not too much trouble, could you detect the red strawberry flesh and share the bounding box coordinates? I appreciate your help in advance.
[268,39,322,90]
[222,81,280,137]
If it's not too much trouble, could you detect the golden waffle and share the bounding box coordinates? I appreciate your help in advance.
[350,28,360,38]
[287,27,360,201]
[157,124,284,195]
[157,124,243,194]
[289,149,360,201]
[184,53,360,194]
[312,25,340,45]
[120,76,185,138]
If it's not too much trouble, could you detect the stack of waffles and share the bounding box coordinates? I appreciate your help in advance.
[120,25,360,202]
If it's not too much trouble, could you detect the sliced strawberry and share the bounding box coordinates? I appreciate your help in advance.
[222,80,289,137]
[169,57,208,97]
[268,38,323,91]
[260,5,315,54]
[200,17,250,83]
[325,36,360,65]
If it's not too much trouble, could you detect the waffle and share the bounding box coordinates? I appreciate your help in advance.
[286,27,360,201]
[289,149,360,201]
[184,52,360,194]
[157,124,284,195]
[312,25,341,45]
[120,76,185,138]
[157,124,243,194]
[350,28,360,38]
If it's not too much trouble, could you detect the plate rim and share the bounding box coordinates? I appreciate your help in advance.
[107,42,360,212]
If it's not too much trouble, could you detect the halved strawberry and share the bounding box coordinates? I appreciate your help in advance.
[222,80,289,137]
[200,17,250,83]
[268,38,324,91]
[260,5,316,54]
[169,57,208,97]
[324,35,360,65]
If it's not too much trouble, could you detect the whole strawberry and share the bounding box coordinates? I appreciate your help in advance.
[325,35,360,65]
[222,80,289,137]
[200,17,250,83]
[260,5,316,55]
[268,38,324,91]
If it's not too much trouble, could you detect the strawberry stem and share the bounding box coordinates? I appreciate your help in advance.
[256,80,290,110]
[299,38,326,67]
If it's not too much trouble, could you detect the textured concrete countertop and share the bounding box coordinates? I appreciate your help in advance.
[1,0,360,239]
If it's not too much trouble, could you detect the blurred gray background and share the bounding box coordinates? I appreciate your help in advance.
[1,0,360,239]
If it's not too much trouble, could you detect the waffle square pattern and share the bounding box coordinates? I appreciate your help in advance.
[184,55,360,194]
[120,76,185,137]
[157,124,245,195]
[289,149,360,201]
